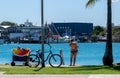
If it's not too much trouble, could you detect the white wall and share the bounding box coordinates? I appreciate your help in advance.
[10,33,24,39]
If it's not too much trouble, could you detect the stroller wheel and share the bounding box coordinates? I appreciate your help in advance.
[11,61,15,66]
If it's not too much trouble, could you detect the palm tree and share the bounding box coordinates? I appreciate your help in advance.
[86,0,113,66]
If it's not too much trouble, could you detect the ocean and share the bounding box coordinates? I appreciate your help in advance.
[0,42,120,66]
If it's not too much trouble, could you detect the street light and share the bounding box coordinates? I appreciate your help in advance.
[41,0,45,67]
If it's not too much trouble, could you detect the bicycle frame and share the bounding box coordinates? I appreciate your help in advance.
[39,51,53,63]
[36,43,54,63]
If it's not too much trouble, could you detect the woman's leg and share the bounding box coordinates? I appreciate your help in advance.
[70,53,73,66]
[73,52,77,66]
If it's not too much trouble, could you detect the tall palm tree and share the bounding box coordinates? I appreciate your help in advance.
[86,0,113,66]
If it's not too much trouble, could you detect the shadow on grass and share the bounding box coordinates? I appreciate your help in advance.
[68,65,120,72]
[58,65,113,72]
[34,67,44,71]
[32,65,120,73]
[112,65,120,71]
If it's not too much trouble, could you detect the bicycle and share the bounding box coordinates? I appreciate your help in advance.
[27,43,63,68]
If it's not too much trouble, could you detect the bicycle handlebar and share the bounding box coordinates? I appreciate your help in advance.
[31,43,52,53]
[36,49,40,52]
[47,43,52,50]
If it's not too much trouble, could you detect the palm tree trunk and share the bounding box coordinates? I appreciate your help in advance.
[103,0,113,66]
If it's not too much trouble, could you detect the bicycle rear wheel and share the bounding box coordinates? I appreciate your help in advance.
[27,54,40,68]
[49,54,62,67]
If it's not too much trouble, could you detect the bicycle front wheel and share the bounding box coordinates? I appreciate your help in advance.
[49,54,62,67]
[27,54,40,68]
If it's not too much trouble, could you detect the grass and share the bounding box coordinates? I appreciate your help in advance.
[1,65,120,74]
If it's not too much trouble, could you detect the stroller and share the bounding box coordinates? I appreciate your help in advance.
[11,48,30,66]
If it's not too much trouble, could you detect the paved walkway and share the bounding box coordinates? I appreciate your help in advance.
[1,71,120,78]
[0,74,87,78]
[1,74,120,78]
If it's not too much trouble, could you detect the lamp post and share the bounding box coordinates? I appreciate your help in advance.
[41,0,45,67]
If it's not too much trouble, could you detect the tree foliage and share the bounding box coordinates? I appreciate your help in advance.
[0,21,17,26]
[112,27,120,35]
[92,26,104,35]
[86,0,99,7]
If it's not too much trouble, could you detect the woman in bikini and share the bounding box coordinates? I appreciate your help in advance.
[69,39,78,66]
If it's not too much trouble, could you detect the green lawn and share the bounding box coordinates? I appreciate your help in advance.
[1,65,120,74]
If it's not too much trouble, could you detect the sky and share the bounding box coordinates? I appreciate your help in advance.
[0,0,120,27]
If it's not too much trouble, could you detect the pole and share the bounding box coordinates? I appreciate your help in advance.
[41,0,45,67]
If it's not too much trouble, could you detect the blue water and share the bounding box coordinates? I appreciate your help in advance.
[0,43,120,66]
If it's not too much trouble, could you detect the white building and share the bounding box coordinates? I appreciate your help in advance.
[24,19,33,27]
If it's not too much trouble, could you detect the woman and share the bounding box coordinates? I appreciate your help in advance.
[69,39,78,66]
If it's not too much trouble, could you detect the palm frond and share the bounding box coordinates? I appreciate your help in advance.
[86,0,99,8]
